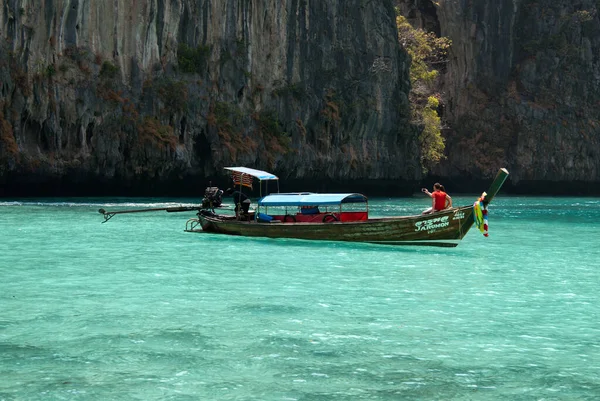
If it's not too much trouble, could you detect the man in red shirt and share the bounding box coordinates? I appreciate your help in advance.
[421,183,453,214]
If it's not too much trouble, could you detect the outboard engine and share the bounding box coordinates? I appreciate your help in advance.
[201,186,223,209]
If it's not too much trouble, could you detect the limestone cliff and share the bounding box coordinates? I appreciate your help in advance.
[0,0,419,196]
[398,0,600,193]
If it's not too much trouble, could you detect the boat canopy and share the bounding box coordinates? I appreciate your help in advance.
[258,193,368,207]
[224,167,279,181]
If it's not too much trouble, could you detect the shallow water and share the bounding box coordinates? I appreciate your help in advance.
[1,196,599,400]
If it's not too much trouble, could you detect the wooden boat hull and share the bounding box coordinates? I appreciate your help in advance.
[185,168,509,247]
[190,205,475,247]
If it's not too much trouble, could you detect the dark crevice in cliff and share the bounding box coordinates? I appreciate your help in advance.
[398,0,440,36]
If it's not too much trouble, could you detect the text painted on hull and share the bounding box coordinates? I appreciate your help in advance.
[415,216,450,233]
[452,211,465,220]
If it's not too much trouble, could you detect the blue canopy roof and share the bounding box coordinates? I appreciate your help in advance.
[258,193,368,207]
[224,167,279,181]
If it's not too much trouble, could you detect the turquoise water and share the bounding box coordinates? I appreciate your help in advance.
[1,196,599,400]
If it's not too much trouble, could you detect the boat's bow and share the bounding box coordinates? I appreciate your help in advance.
[481,168,510,205]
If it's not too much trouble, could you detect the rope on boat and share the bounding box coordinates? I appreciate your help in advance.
[455,208,464,239]
[185,218,202,231]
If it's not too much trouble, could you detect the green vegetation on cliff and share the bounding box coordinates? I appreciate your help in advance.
[177,44,211,74]
[396,12,451,172]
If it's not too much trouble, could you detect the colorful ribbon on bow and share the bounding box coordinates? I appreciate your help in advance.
[473,192,489,237]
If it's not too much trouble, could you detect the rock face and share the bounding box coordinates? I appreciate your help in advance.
[0,0,420,196]
[399,0,600,193]
[4,0,598,196]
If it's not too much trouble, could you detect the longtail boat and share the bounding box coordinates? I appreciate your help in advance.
[184,167,510,247]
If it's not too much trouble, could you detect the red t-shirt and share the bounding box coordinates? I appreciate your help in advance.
[432,191,447,211]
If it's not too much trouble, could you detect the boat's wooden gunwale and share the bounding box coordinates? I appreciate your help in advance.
[194,205,474,245]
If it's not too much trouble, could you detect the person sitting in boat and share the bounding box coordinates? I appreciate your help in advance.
[225,188,252,219]
[421,183,452,214]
